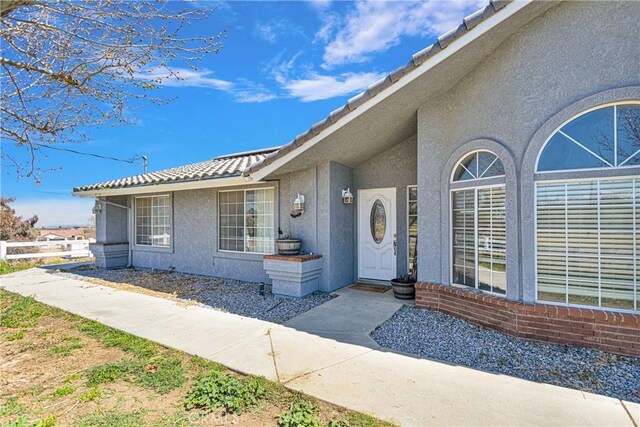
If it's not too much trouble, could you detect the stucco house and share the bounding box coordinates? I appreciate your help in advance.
[74,1,640,355]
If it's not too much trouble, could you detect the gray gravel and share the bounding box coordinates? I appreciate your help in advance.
[371,306,640,403]
[57,267,332,324]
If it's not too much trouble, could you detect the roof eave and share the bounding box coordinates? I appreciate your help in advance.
[73,175,252,197]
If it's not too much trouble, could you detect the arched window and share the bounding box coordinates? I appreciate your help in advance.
[451,151,506,295]
[535,102,640,312]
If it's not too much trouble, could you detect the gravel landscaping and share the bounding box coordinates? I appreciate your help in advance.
[57,267,333,324]
[371,306,640,403]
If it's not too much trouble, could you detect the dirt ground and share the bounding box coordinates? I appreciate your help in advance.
[0,289,393,427]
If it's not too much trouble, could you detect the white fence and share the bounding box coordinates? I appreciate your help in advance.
[0,239,94,261]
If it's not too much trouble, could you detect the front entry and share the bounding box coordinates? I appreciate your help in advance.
[358,188,397,281]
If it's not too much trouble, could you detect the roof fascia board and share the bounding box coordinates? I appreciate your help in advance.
[247,0,532,182]
[74,176,248,197]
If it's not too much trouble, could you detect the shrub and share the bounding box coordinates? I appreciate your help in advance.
[184,371,266,414]
[278,399,322,427]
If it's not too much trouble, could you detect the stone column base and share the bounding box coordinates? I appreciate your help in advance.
[90,242,129,268]
[263,254,324,298]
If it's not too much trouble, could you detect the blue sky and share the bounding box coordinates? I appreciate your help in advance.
[2,0,486,227]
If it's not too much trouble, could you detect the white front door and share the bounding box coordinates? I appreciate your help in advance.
[358,188,397,281]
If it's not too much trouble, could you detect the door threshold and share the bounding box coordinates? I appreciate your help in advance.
[357,278,392,287]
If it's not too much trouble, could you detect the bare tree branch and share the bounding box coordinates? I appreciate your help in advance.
[1,0,225,179]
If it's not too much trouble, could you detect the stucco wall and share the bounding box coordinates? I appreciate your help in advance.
[416,1,640,302]
[355,135,417,277]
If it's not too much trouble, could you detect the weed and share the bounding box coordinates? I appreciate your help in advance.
[496,357,507,368]
[340,412,396,427]
[80,387,102,403]
[77,320,157,358]
[76,410,144,427]
[278,399,322,427]
[189,356,224,373]
[49,336,84,356]
[53,385,75,398]
[4,330,25,341]
[0,296,46,328]
[137,358,186,395]
[4,414,56,427]
[85,360,143,386]
[0,397,26,417]
[185,371,266,414]
[63,373,81,383]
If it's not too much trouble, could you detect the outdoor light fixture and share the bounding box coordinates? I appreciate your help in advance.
[293,193,305,214]
[92,200,103,214]
[342,188,353,204]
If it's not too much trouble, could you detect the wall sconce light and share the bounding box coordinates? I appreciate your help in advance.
[291,193,305,217]
[342,188,354,204]
[92,200,103,214]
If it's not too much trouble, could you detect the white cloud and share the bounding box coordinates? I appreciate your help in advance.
[12,198,94,228]
[282,71,385,102]
[134,66,275,103]
[134,66,233,90]
[321,0,486,68]
[255,22,277,43]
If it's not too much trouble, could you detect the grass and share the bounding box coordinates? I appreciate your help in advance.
[0,288,394,426]
[77,319,158,359]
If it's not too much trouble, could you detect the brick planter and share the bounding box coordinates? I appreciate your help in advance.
[415,282,640,357]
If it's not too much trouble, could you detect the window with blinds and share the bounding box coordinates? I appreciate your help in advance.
[452,185,506,294]
[536,178,638,311]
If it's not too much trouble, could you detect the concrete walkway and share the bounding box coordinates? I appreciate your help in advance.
[284,286,403,348]
[1,268,638,427]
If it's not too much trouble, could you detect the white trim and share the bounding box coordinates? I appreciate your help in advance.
[248,1,534,182]
[535,100,640,172]
[450,149,505,184]
[74,176,248,198]
[407,185,418,275]
[217,187,277,255]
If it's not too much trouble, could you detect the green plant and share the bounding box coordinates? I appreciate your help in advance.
[184,371,266,414]
[0,397,26,417]
[0,295,47,328]
[53,385,75,397]
[76,410,144,427]
[5,330,25,341]
[77,320,157,358]
[80,387,102,402]
[49,336,84,356]
[278,399,322,427]
[136,358,186,395]
[85,360,143,386]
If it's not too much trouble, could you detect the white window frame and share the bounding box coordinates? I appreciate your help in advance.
[407,185,418,275]
[535,101,640,175]
[134,194,172,248]
[450,149,505,184]
[534,174,639,313]
[217,187,276,255]
[450,183,507,296]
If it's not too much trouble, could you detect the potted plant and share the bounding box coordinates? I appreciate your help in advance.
[276,229,302,255]
[390,274,416,300]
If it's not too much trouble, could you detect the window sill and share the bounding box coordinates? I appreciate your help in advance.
[214,251,271,262]
[132,245,174,254]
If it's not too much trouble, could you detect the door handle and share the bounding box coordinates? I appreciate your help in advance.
[393,239,397,255]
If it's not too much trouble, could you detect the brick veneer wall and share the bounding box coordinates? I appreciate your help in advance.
[415,283,640,357]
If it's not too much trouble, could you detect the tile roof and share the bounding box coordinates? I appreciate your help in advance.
[242,0,511,176]
[73,147,279,192]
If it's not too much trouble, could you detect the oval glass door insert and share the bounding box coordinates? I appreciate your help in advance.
[370,199,386,244]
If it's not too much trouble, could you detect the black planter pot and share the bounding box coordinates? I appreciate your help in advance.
[390,278,416,300]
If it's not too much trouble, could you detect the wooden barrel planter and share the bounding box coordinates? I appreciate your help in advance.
[276,239,302,255]
[391,278,416,300]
